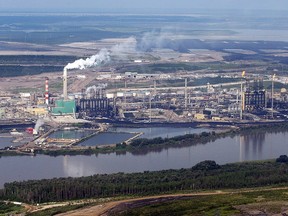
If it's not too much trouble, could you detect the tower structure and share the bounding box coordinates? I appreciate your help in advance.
[244,77,266,111]
[185,78,188,109]
[63,68,68,100]
[45,77,49,105]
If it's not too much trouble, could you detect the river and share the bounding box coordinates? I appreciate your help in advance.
[0,129,287,187]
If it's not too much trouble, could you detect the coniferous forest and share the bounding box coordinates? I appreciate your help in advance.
[1,158,288,204]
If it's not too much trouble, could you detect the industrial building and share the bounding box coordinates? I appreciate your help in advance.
[51,100,76,116]
[244,78,266,111]
[77,98,115,118]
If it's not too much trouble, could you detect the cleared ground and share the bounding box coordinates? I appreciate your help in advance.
[49,187,288,216]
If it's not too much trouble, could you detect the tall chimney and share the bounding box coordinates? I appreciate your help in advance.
[63,68,68,100]
[185,78,188,109]
[45,77,49,105]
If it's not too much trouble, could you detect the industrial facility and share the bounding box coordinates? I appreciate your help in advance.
[0,60,286,127]
[244,78,266,111]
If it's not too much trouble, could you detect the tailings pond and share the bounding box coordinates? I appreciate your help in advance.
[0,133,34,149]
[1,128,287,187]
[48,127,212,146]
[107,126,212,139]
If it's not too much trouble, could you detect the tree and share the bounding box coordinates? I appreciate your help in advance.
[192,160,220,171]
[276,155,288,163]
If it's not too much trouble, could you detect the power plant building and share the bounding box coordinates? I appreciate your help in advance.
[77,98,114,118]
[51,99,76,115]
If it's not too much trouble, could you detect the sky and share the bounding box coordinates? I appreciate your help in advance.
[0,0,288,12]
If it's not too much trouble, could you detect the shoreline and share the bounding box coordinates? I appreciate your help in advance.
[1,121,288,158]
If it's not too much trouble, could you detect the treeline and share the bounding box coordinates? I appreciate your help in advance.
[0,65,63,77]
[1,158,288,204]
[0,54,79,77]
[129,131,220,148]
[0,55,77,65]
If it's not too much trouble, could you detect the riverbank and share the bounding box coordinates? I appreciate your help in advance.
[27,122,288,156]
[98,119,284,128]
[1,157,288,204]
[2,121,288,157]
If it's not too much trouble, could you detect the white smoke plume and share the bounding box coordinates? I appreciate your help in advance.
[64,37,137,71]
[64,48,110,71]
[34,118,44,133]
[63,32,178,72]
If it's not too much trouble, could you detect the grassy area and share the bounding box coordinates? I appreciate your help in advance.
[0,202,24,216]
[119,189,288,216]
[31,187,288,216]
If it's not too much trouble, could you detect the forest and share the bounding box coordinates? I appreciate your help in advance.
[1,157,288,204]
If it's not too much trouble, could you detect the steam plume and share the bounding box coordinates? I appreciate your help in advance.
[86,83,108,94]
[64,49,110,71]
[34,118,44,133]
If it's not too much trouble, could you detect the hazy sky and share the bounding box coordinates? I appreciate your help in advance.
[1,0,288,12]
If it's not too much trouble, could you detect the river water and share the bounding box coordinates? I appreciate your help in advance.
[0,129,287,187]
[107,127,212,139]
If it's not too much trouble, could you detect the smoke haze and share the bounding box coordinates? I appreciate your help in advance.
[64,31,190,72]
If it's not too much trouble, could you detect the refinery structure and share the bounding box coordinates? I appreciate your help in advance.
[0,45,288,154]
[25,66,284,124]
[0,44,287,132]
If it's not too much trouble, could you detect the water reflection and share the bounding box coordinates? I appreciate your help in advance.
[62,155,96,177]
[1,130,288,188]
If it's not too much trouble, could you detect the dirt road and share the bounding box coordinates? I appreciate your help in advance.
[56,191,228,216]
[57,187,288,216]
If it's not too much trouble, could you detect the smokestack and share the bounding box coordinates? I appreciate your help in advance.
[45,77,49,105]
[185,78,188,109]
[63,68,68,100]
[62,49,110,101]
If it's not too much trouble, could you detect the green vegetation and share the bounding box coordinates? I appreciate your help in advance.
[16,122,288,157]
[0,55,76,65]
[1,157,288,204]
[119,189,288,216]
[3,122,288,158]
[0,55,78,77]
[0,151,31,157]
[119,194,245,216]
[34,130,227,157]
[0,201,24,215]
[0,65,63,77]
